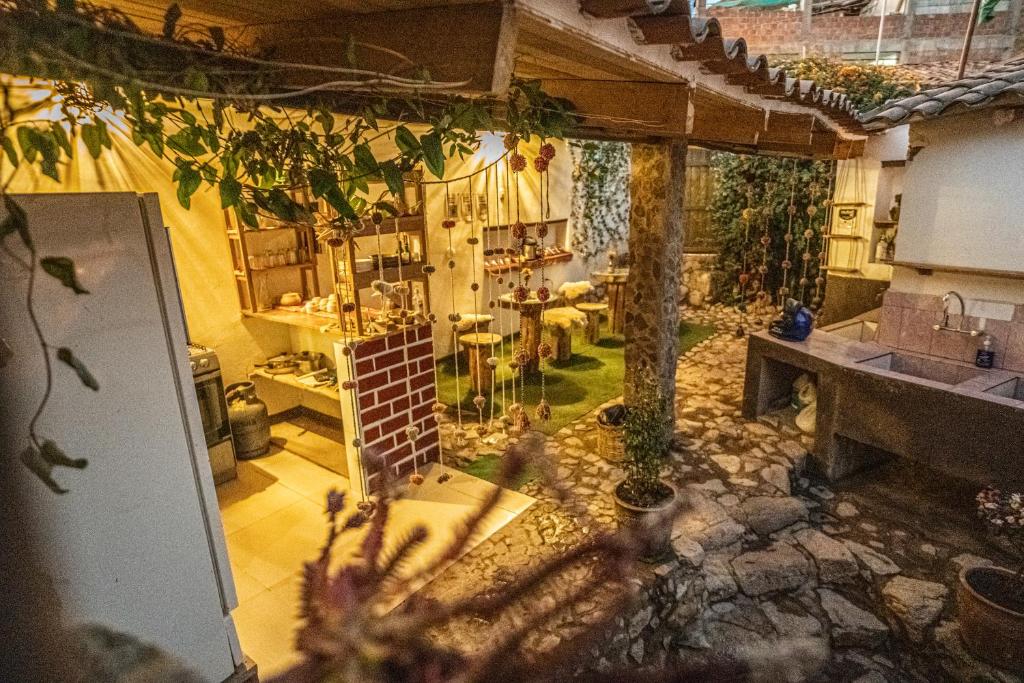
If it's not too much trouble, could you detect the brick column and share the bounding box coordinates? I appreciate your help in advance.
[624,141,687,434]
[335,323,440,499]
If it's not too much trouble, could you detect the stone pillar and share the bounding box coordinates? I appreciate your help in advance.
[624,141,687,434]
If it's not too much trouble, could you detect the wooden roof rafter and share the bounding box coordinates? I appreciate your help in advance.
[112,0,869,159]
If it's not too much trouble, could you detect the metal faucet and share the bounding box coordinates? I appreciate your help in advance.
[933,291,980,336]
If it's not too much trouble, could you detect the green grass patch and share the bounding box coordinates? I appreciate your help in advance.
[460,451,540,488]
[436,321,715,436]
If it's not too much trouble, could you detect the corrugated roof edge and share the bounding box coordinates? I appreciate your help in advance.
[582,0,866,135]
[859,55,1024,129]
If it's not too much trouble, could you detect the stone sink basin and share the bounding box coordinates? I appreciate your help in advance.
[856,351,985,386]
[824,319,878,343]
[984,376,1024,402]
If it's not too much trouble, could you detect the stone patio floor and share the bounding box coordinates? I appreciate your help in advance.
[421,304,1020,682]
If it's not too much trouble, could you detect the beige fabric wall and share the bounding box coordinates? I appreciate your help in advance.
[1,87,290,384]
[2,84,588,375]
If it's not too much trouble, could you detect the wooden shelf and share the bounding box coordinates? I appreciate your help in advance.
[873,220,897,228]
[350,214,426,237]
[352,261,429,288]
[227,226,300,237]
[243,307,345,334]
[484,251,573,274]
[823,234,864,241]
[236,262,314,277]
[482,218,568,233]
[251,367,340,401]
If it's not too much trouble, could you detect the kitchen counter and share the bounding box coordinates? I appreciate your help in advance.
[744,327,1024,487]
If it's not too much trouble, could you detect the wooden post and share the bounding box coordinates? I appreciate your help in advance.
[624,140,687,436]
[958,0,984,78]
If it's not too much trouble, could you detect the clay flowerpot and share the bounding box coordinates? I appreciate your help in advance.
[957,566,1024,672]
[612,480,677,563]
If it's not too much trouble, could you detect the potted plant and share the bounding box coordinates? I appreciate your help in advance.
[957,486,1024,672]
[612,369,678,562]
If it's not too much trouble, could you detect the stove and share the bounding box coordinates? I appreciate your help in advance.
[186,343,236,484]
[188,343,220,377]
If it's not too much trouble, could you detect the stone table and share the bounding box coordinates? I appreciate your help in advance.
[591,269,628,334]
[498,292,560,374]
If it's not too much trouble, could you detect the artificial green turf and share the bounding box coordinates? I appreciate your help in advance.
[460,451,541,489]
[436,321,716,437]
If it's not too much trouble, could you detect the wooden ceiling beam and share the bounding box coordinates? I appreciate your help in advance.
[253,1,513,96]
[539,79,690,139]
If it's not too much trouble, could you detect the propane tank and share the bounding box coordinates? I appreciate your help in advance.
[225,381,271,459]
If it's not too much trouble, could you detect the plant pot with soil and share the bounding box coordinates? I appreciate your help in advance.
[957,486,1024,673]
[612,369,678,562]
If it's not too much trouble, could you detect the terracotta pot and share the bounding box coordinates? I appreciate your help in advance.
[612,480,677,563]
[957,566,1024,672]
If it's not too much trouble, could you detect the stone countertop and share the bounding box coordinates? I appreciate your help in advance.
[749,328,1021,400]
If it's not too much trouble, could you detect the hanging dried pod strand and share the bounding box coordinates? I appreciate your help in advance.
[442,182,464,437]
[331,224,371,501]
[504,153,517,412]
[535,154,554,422]
[812,163,837,311]
[390,216,423,484]
[483,166,497,430]
[755,181,774,316]
[467,175,486,428]
[513,158,528,419]
[779,158,799,306]
[494,162,508,426]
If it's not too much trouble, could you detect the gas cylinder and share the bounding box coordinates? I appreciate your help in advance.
[225,382,271,459]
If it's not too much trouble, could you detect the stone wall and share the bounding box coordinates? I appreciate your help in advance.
[680,253,717,309]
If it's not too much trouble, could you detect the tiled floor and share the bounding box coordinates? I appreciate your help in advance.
[216,421,534,677]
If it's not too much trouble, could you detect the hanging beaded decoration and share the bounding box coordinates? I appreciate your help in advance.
[388,215,428,486]
[509,136,530,434]
[503,149,519,426]
[778,159,799,306]
[482,166,499,433]
[734,181,755,337]
[811,163,836,312]
[335,218,372,507]
[798,181,819,306]
[466,175,488,437]
[534,141,556,422]
[441,183,467,450]
[754,181,777,318]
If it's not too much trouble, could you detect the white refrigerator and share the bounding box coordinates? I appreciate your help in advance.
[0,192,242,681]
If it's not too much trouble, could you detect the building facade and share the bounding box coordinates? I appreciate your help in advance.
[706,1,1022,64]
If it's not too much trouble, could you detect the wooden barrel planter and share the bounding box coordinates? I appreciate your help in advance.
[957,566,1024,672]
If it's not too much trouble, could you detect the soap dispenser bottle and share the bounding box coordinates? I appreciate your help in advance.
[976,335,995,369]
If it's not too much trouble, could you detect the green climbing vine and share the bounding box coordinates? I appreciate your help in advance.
[709,56,918,306]
[0,0,575,492]
[568,139,630,262]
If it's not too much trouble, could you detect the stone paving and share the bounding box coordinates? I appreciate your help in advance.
[421,304,1020,682]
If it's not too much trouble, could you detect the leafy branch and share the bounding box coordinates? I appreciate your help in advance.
[0,0,576,493]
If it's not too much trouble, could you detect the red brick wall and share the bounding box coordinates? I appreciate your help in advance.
[708,7,1014,62]
[349,323,439,487]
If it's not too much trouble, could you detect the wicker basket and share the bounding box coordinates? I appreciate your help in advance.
[597,417,625,462]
